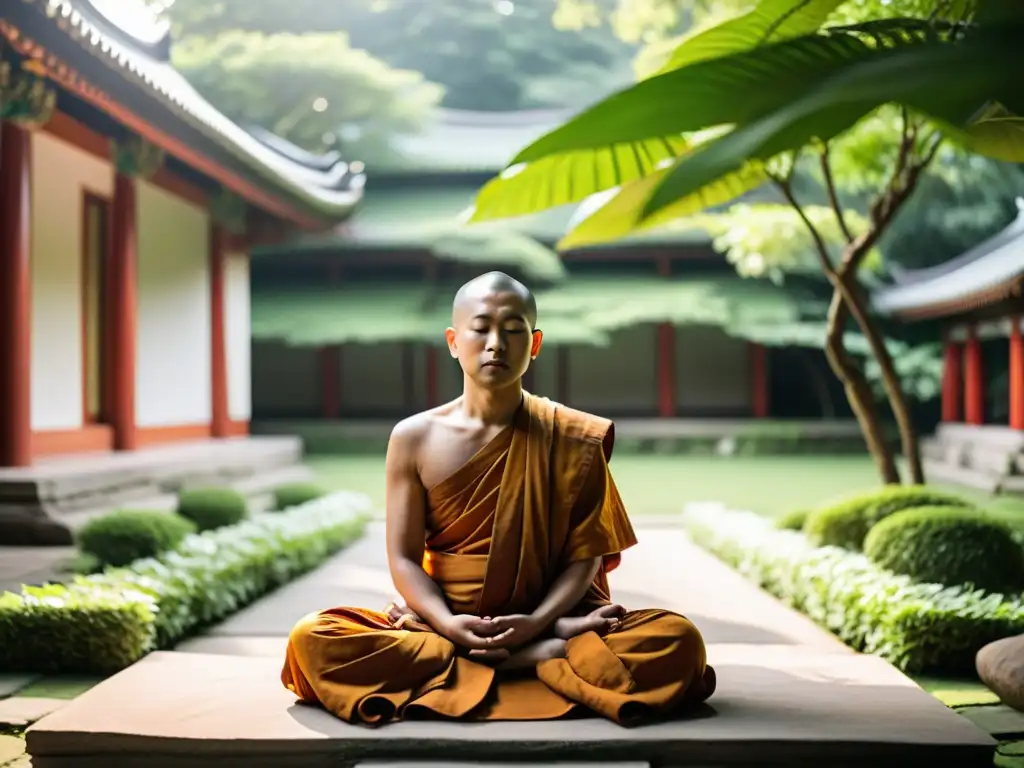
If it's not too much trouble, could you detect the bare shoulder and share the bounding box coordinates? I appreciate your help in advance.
[387,411,432,460]
[387,404,456,469]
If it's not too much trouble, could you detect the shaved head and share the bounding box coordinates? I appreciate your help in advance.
[452,271,538,328]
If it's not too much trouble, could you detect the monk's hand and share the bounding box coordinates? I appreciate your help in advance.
[440,613,498,651]
[480,614,543,649]
[467,647,512,666]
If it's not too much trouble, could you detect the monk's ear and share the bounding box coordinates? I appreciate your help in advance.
[444,327,458,358]
[531,329,544,359]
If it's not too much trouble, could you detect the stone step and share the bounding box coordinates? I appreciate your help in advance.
[22,647,996,768]
[0,438,308,545]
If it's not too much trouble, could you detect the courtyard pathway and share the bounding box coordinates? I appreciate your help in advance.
[20,520,996,767]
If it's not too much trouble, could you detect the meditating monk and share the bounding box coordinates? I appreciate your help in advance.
[282,270,715,725]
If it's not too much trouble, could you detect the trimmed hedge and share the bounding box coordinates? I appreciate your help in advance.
[273,481,328,511]
[0,491,371,675]
[864,506,1024,594]
[682,502,1024,674]
[176,487,249,531]
[76,509,197,567]
[775,508,810,531]
[802,484,972,550]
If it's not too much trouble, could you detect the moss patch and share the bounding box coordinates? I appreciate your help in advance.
[14,676,101,701]
[916,675,1002,708]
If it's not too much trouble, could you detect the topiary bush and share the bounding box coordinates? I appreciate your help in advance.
[76,509,196,567]
[864,506,1024,593]
[681,501,1024,675]
[176,487,248,531]
[775,508,810,531]
[273,481,327,511]
[803,484,972,550]
[0,491,372,675]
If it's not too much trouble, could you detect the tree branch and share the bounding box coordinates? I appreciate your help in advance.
[819,145,853,244]
[769,172,837,276]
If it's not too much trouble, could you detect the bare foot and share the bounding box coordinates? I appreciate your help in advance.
[497,638,567,670]
[553,603,625,639]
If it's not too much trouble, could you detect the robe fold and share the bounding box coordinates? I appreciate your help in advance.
[282,393,713,725]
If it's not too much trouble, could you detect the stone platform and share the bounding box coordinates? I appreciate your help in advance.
[22,523,997,766]
[23,646,995,768]
[0,436,310,545]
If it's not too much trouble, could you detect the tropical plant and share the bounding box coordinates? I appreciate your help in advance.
[469,0,1024,485]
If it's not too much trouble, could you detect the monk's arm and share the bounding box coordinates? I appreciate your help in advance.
[530,556,602,632]
[384,421,456,634]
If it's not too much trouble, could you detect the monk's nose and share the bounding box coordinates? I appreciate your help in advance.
[486,330,506,351]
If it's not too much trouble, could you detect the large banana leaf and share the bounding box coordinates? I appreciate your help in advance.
[654,0,845,75]
[642,32,1022,223]
[557,161,768,250]
[939,104,1024,163]
[468,137,690,223]
[470,31,906,225]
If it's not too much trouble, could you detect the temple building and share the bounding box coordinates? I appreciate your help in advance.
[0,0,364,470]
[871,200,1024,493]
[250,109,855,449]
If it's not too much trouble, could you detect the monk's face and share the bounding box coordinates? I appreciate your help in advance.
[446,290,543,388]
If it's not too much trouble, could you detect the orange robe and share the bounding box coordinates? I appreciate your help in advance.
[282,393,713,725]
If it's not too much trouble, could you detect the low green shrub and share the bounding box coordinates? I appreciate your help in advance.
[864,506,1024,593]
[0,491,372,674]
[681,501,1024,675]
[775,508,810,531]
[76,509,196,567]
[176,488,248,531]
[803,484,972,550]
[273,481,327,511]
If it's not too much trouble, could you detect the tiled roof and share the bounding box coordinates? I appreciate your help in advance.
[10,0,365,219]
[871,200,1024,318]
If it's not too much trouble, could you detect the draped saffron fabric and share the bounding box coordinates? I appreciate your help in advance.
[281,393,713,725]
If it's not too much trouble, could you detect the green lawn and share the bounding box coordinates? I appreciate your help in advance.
[306,452,1006,518]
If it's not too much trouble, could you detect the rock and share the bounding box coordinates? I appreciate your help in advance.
[977,634,1024,712]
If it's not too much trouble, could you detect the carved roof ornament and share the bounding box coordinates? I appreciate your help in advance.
[111,134,165,179]
[0,60,57,129]
[210,188,249,236]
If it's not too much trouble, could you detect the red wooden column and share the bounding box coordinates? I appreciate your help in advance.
[657,324,676,417]
[963,325,985,426]
[1010,319,1024,430]
[209,224,229,437]
[941,331,963,423]
[749,343,770,418]
[319,345,341,419]
[0,122,33,467]
[110,172,139,451]
[425,345,439,408]
[556,347,570,404]
[656,257,675,417]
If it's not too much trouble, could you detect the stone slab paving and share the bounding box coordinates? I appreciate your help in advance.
[186,522,852,652]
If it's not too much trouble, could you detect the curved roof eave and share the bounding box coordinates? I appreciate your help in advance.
[18,0,366,221]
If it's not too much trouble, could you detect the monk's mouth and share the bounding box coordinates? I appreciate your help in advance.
[482,361,509,369]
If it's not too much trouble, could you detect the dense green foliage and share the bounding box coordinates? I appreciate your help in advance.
[683,502,1024,674]
[864,506,1024,593]
[802,484,972,550]
[163,0,638,156]
[273,482,328,511]
[176,488,249,531]
[76,510,196,567]
[0,493,370,674]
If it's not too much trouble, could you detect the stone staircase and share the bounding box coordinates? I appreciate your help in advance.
[0,437,313,545]
[922,423,1024,495]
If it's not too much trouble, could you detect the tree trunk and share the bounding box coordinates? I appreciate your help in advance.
[824,291,902,485]
[833,272,925,484]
